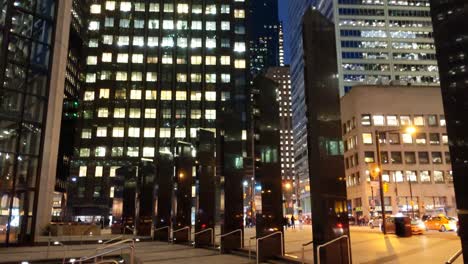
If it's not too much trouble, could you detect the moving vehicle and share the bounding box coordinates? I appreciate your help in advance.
[369,216,382,229]
[424,214,457,232]
[382,216,423,235]
[410,219,425,235]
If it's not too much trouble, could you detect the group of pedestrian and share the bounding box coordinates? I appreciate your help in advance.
[357,215,369,226]
[283,215,296,230]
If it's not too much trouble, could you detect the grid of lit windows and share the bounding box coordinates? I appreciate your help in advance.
[71,0,247,208]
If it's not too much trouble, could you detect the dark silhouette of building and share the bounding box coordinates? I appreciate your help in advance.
[429,0,468,260]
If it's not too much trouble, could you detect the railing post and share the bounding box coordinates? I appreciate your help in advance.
[46,231,51,258]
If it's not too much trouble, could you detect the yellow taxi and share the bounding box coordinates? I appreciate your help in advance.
[424,214,457,232]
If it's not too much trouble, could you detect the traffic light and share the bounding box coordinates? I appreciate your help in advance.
[383,182,389,193]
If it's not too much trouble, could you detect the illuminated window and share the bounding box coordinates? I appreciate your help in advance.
[177,20,188,30]
[89,21,100,31]
[79,166,87,177]
[132,54,143,63]
[110,166,119,177]
[133,36,144,46]
[84,91,95,101]
[220,56,230,65]
[96,127,107,137]
[114,108,126,118]
[127,147,139,157]
[95,147,106,157]
[402,133,413,144]
[117,53,128,63]
[146,90,157,100]
[221,73,231,83]
[112,127,124,137]
[191,56,202,65]
[161,91,172,100]
[191,92,202,101]
[97,108,108,118]
[109,186,115,198]
[145,108,157,119]
[131,72,143,81]
[103,35,113,45]
[116,71,127,81]
[175,128,186,138]
[190,128,198,138]
[163,20,174,29]
[111,147,124,157]
[205,91,216,101]
[120,2,131,12]
[234,9,245,18]
[234,42,246,52]
[143,147,155,157]
[162,54,173,64]
[387,115,398,126]
[176,91,187,100]
[177,3,189,13]
[221,21,230,30]
[148,19,159,29]
[206,21,216,31]
[177,73,187,82]
[206,56,216,65]
[205,109,216,119]
[362,133,373,144]
[206,73,216,83]
[100,71,111,80]
[80,148,90,157]
[177,37,188,48]
[413,115,425,126]
[162,109,171,119]
[95,166,103,177]
[147,56,158,63]
[400,115,411,126]
[149,3,159,12]
[373,115,385,126]
[130,90,142,100]
[191,110,201,119]
[117,36,129,46]
[205,4,216,14]
[164,3,174,12]
[146,72,158,82]
[162,37,174,47]
[86,73,96,83]
[234,59,246,68]
[160,128,171,138]
[105,1,115,11]
[192,4,202,14]
[191,73,202,82]
[221,4,230,13]
[129,108,141,118]
[89,39,98,47]
[87,56,97,65]
[144,128,156,137]
[206,37,216,48]
[191,38,202,48]
[128,127,140,138]
[81,129,92,139]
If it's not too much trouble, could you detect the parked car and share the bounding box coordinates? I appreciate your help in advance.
[369,216,382,229]
[424,215,457,232]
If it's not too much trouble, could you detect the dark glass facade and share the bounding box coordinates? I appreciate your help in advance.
[0,0,58,245]
[68,1,248,223]
[247,0,280,75]
[429,0,468,260]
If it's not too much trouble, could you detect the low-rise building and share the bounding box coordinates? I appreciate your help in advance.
[341,85,456,219]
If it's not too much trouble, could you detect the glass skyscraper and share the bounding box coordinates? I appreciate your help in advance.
[335,0,438,95]
[68,1,248,220]
[0,0,71,245]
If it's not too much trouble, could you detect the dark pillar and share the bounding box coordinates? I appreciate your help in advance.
[220,113,245,252]
[253,75,284,262]
[173,142,193,243]
[302,9,350,264]
[136,161,156,236]
[195,129,216,246]
[118,166,136,233]
[429,0,468,260]
[154,152,174,241]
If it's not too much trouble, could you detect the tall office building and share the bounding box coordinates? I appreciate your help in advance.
[0,1,72,245]
[334,0,439,95]
[68,1,248,220]
[264,67,295,214]
[278,22,285,67]
[248,0,280,75]
[288,0,333,215]
[429,0,468,259]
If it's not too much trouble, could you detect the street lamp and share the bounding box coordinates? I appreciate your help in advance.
[374,126,416,234]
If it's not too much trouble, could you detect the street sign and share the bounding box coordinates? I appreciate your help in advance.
[370,181,379,188]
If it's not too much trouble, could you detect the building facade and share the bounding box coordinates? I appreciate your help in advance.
[334,0,439,95]
[0,0,71,245]
[247,0,280,75]
[341,86,455,219]
[264,67,295,214]
[68,1,248,221]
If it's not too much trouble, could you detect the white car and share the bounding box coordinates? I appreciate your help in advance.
[369,217,382,229]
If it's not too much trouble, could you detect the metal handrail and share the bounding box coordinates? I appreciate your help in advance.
[256,231,284,264]
[102,235,123,245]
[154,226,170,242]
[80,226,95,245]
[52,241,67,264]
[248,235,257,261]
[316,235,350,264]
[446,249,462,264]
[301,240,314,264]
[172,226,191,243]
[96,238,134,251]
[78,243,135,264]
[193,228,214,247]
[217,229,243,254]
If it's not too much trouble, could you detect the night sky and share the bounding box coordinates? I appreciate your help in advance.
[278,0,290,64]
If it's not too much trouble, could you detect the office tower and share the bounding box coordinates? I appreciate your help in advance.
[429,0,468,259]
[287,1,333,213]
[0,1,72,245]
[248,0,280,75]
[53,0,90,221]
[68,1,248,221]
[264,67,295,214]
[278,22,285,67]
[342,85,455,219]
[334,0,438,95]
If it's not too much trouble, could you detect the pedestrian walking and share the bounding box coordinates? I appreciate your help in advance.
[290,215,295,229]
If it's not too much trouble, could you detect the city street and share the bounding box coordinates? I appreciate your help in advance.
[244,225,462,263]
